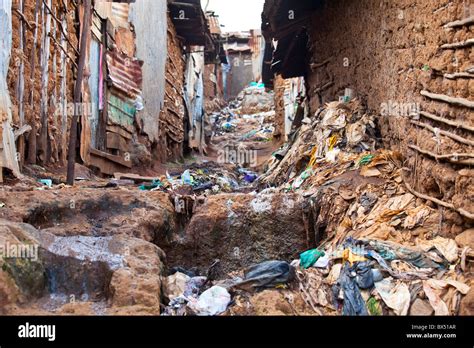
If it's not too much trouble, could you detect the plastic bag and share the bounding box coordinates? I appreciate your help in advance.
[181,170,194,185]
[234,260,295,290]
[190,286,231,316]
[300,249,325,269]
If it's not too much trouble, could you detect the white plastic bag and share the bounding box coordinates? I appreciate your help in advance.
[191,286,231,316]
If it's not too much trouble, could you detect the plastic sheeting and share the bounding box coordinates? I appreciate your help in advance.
[234,260,295,290]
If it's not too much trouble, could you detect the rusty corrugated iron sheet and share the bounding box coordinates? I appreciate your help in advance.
[111,2,130,28]
[106,48,143,98]
[207,13,221,35]
[94,1,132,27]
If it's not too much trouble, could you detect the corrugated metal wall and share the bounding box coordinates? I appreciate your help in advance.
[88,38,101,149]
[0,0,21,177]
[129,0,167,144]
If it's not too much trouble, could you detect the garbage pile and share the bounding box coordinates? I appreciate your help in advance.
[290,235,471,316]
[232,82,274,115]
[211,84,276,143]
[136,162,256,194]
[211,108,275,143]
[162,260,296,316]
[245,97,472,316]
[260,99,380,188]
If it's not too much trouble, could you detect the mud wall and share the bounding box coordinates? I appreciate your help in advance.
[158,193,308,273]
[8,0,77,166]
[155,16,186,163]
[273,74,286,144]
[307,0,473,219]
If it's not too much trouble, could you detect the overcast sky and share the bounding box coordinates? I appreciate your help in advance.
[200,0,265,32]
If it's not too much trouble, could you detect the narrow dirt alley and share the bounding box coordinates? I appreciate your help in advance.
[1,86,472,316]
[0,0,472,321]
[0,85,306,315]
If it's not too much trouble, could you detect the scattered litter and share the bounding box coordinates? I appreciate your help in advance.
[374,278,411,316]
[139,179,163,191]
[38,179,53,188]
[189,286,231,316]
[234,260,295,291]
[300,249,325,269]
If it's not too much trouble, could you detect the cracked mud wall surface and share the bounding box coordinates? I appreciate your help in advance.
[306,0,473,214]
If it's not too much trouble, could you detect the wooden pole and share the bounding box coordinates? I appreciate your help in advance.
[59,0,68,165]
[66,0,91,185]
[27,0,41,164]
[39,0,52,163]
[16,0,26,168]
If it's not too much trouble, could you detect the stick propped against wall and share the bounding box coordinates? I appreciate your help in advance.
[443,16,474,28]
[421,90,474,109]
[66,0,92,186]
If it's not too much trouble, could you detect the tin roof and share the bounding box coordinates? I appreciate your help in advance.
[206,12,221,35]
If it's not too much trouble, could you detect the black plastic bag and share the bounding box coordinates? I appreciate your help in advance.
[332,263,368,316]
[234,260,295,291]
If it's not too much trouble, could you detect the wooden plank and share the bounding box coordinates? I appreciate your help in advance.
[27,0,41,165]
[90,148,132,168]
[39,0,52,163]
[114,172,159,182]
[89,153,128,175]
[106,131,129,151]
[16,0,26,167]
[67,0,92,185]
[106,124,133,140]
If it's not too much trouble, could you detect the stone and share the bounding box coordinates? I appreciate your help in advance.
[0,219,165,315]
[237,289,315,316]
[0,221,46,302]
[163,272,190,301]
